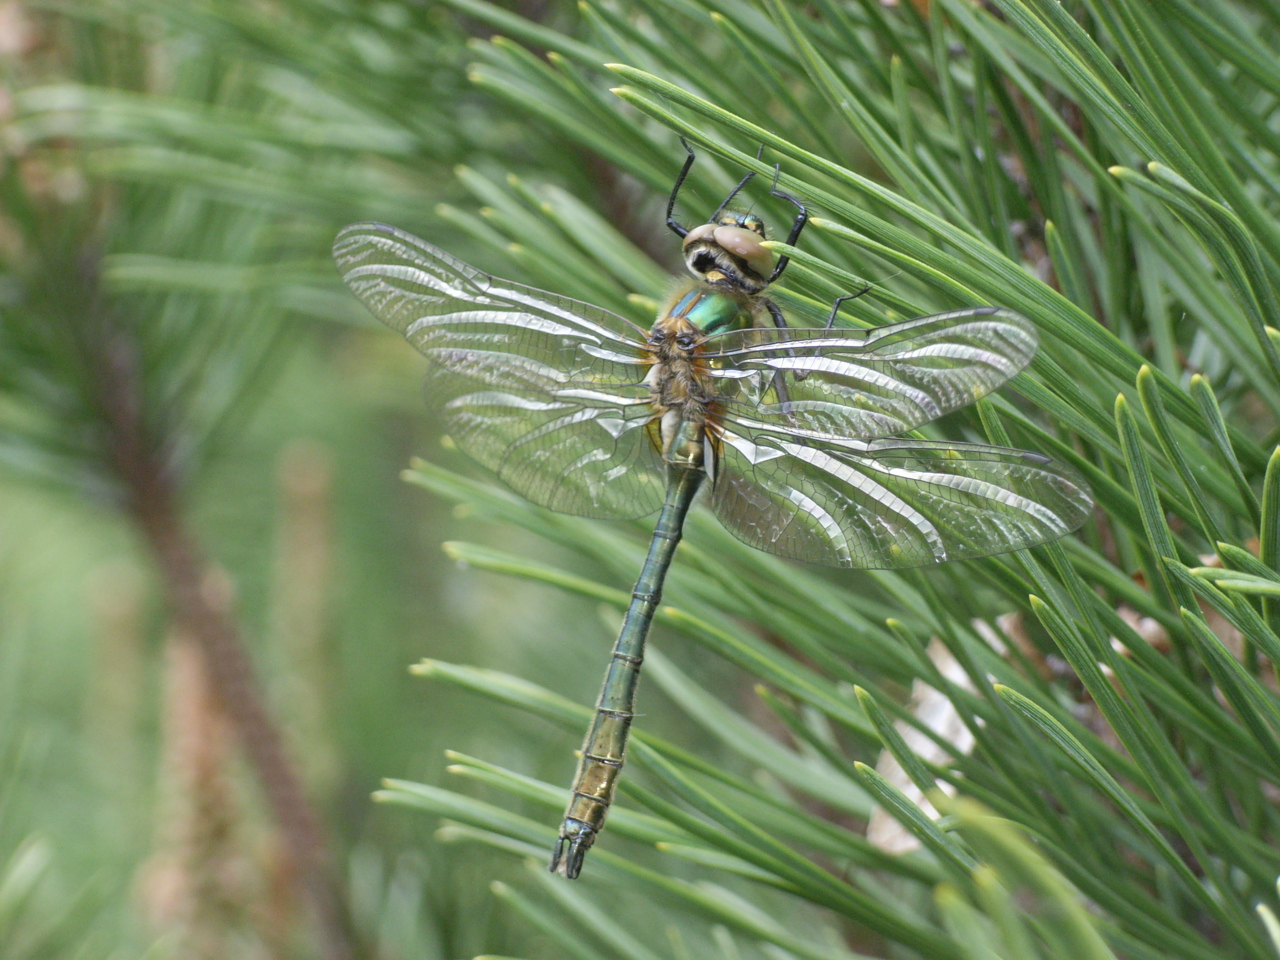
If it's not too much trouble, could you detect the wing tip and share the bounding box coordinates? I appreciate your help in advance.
[335,221,398,242]
[332,221,401,266]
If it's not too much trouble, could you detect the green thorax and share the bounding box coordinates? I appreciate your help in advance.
[660,283,753,335]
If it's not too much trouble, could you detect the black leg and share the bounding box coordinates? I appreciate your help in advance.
[767,164,808,284]
[764,298,804,400]
[709,170,758,223]
[666,138,697,239]
[709,144,765,222]
[823,286,873,329]
[764,297,791,331]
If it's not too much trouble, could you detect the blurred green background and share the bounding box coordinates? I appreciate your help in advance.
[7,1,1280,959]
[0,2,766,956]
[0,2,592,956]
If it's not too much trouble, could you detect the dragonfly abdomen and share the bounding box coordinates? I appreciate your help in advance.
[551,466,705,879]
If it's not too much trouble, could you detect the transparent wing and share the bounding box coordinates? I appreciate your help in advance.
[709,423,1092,569]
[334,222,665,519]
[435,371,666,518]
[334,221,652,386]
[703,308,1038,439]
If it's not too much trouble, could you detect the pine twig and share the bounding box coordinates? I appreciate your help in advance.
[94,321,360,960]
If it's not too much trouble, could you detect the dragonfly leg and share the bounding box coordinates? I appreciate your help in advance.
[709,171,757,222]
[767,165,808,283]
[764,298,806,402]
[823,286,873,329]
[551,467,705,879]
[709,144,764,223]
[666,139,698,239]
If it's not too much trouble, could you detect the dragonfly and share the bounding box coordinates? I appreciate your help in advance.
[333,143,1093,880]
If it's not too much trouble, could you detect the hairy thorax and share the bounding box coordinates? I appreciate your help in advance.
[648,281,756,398]
[644,283,758,470]
[645,320,714,424]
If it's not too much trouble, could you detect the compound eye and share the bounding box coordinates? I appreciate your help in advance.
[712,225,774,279]
[681,222,717,250]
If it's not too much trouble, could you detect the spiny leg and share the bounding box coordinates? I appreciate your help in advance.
[823,286,873,329]
[767,164,808,284]
[709,144,765,223]
[763,298,799,412]
[666,138,697,239]
[762,284,873,410]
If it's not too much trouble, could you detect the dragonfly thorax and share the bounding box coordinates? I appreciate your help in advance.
[644,313,719,470]
[646,284,751,420]
[645,322,715,416]
[656,282,755,336]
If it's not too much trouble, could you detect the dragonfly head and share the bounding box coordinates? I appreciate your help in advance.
[682,212,774,294]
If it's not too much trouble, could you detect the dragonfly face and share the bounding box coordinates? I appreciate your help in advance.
[681,214,774,293]
[333,143,1093,880]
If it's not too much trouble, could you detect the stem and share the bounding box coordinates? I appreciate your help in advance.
[97,331,360,960]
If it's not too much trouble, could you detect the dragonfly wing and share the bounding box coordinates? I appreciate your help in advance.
[334,222,651,387]
[334,222,666,519]
[436,371,666,519]
[709,424,1092,569]
[707,308,1038,438]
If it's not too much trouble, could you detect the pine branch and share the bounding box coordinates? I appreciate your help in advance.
[92,311,361,960]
